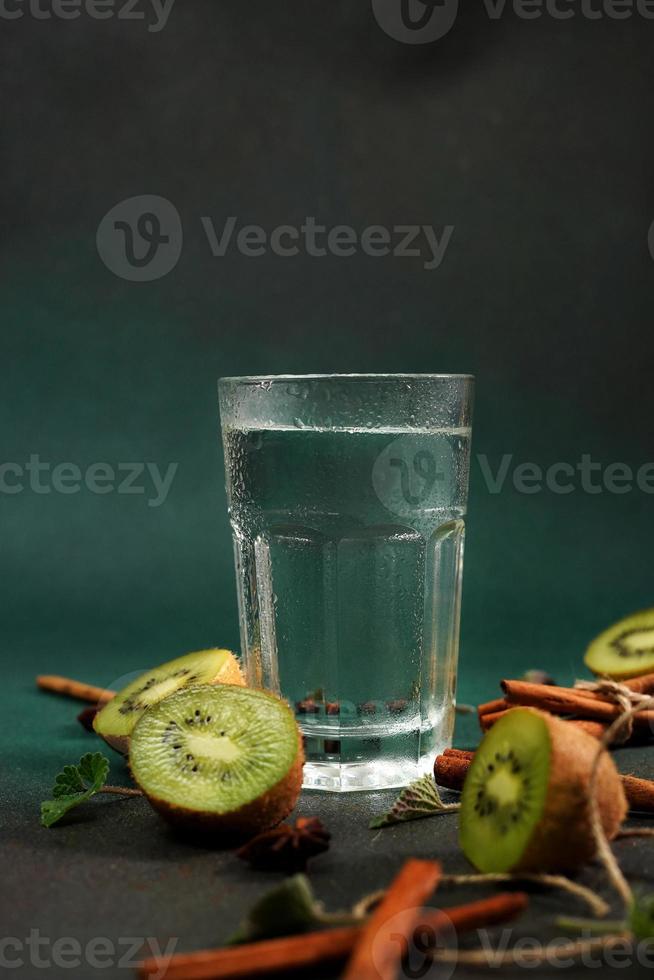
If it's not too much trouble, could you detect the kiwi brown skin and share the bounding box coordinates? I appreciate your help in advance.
[99,731,130,756]
[138,748,304,841]
[504,708,626,873]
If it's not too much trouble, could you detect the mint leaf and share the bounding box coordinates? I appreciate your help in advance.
[52,753,108,798]
[41,753,110,828]
[630,893,654,941]
[41,795,90,828]
[369,775,460,829]
[228,875,322,944]
[52,765,87,798]
[76,753,110,793]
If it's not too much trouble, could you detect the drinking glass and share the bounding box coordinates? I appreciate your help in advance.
[219,374,474,791]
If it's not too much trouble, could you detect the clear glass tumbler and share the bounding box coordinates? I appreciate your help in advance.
[219,374,474,791]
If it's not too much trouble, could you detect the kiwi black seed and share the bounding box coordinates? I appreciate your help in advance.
[459,707,626,873]
[129,684,304,838]
[93,648,244,753]
[585,609,654,679]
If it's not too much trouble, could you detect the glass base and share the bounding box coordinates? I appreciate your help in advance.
[301,752,441,793]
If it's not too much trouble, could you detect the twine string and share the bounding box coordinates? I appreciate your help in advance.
[586,694,654,910]
[574,679,653,742]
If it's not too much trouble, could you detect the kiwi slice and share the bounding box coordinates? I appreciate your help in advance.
[93,648,243,753]
[129,684,303,837]
[585,609,654,679]
[459,707,626,873]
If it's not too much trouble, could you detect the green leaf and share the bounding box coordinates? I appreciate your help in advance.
[369,775,460,829]
[227,875,322,944]
[76,753,110,792]
[630,893,654,941]
[41,753,110,828]
[52,765,86,798]
[41,795,91,828]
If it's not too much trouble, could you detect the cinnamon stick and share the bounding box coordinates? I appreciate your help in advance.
[139,926,357,980]
[480,708,509,731]
[138,891,528,980]
[443,747,474,760]
[477,697,507,718]
[343,858,442,980]
[434,754,469,791]
[501,680,654,730]
[621,775,654,813]
[480,709,642,743]
[436,889,528,931]
[623,672,654,695]
[36,674,115,704]
[435,752,654,813]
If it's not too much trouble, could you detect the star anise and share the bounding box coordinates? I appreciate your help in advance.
[236,817,331,873]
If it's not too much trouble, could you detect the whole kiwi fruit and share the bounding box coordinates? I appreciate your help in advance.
[459,707,627,873]
[129,684,304,838]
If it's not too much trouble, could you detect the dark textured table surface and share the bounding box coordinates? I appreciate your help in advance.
[4,645,654,980]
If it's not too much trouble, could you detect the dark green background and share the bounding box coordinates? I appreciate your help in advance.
[2,2,654,977]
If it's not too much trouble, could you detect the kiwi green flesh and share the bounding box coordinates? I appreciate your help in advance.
[93,649,234,741]
[585,609,654,679]
[129,685,300,814]
[459,709,551,873]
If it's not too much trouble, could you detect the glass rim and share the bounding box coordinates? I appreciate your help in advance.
[219,372,474,384]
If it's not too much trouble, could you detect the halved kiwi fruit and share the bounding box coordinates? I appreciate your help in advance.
[585,609,654,679]
[93,648,244,753]
[129,684,303,838]
[459,707,626,873]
